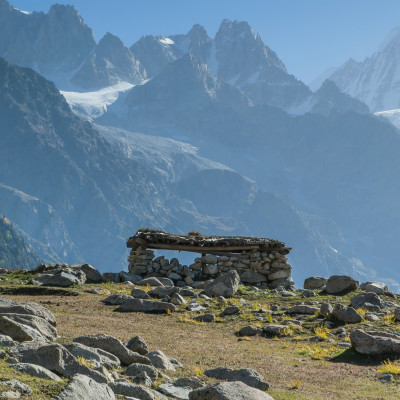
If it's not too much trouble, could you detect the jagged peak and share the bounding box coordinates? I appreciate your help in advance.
[98,32,126,49]
[216,19,255,40]
[378,26,400,53]
[48,3,87,26]
[187,24,210,41]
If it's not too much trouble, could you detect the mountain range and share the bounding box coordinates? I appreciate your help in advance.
[1,0,399,289]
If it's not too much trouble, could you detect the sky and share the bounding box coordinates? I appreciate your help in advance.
[10,0,400,84]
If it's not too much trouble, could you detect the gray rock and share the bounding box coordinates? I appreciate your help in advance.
[124,363,159,379]
[11,363,62,381]
[58,374,115,400]
[170,293,187,305]
[304,276,327,290]
[204,271,240,298]
[193,313,216,323]
[31,267,86,287]
[10,342,107,383]
[332,304,362,324]
[158,277,175,287]
[130,288,151,299]
[64,343,121,368]
[168,272,183,281]
[119,271,142,284]
[148,286,179,298]
[222,306,240,315]
[72,264,103,283]
[158,383,191,400]
[302,289,316,297]
[395,308,400,321]
[365,313,380,322]
[287,305,319,315]
[202,255,218,264]
[350,292,382,309]
[320,302,333,317]
[240,271,267,284]
[132,371,152,386]
[203,264,219,275]
[186,304,206,313]
[146,350,180,371]
[380,374,393,383]
[73,334,151,366]
[116,298,177,314]
[180,289,197,297]
[125,336,149,355]
[110,382,168,400]
[325,275,359,294]
[102,273,121,283]
[238,325,262,337]
[1,380,32,395]
[360,281,389,295]
[137,277,164,287]
[0,313,57,342]
[174,377,204,389]
[0,391,21,399]
[189,381,274,400]
[0,300,56,326]
[0,333,17,347]
[102,293,135,305]
[268,277,294,289]
[205,367,269,391]
[263,324,287,336]
[281,290,296,297]
[351,329,400,355]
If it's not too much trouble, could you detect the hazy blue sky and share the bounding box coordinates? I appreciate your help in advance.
[10,0,400,83]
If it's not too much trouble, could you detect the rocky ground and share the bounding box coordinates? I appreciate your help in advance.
[0,266,400,399]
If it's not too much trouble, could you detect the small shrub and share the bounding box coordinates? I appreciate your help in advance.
[313,325,329,340]
[289,379,302,390]
[378,360,400,375]
[383,313,396,326]
[77,356,95,368]
[193,366,205,377]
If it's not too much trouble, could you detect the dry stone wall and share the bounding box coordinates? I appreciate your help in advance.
[128,248,293,288]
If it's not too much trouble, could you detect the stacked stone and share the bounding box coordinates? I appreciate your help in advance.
[194,250,292,288]
[129,248,293,288]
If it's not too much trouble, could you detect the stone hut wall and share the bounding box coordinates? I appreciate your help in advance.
[128,248,293,289]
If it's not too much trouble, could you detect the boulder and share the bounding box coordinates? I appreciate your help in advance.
[125,336,149,355]
[116,298,177,314]
[158,383,192,400]
[360,281,389,295]
[0,300,57,326]
[124,363,160,380]
[204,271,240,298]
[304,276,327,290]
[350,329,400,355]
[189,381,275,400]
[10,342,107,383]
[71,264,103,283]
[31,267,86,287]
[11,363,62,381]
[0,313,57,342]
[130,288,151,299]
[145,350,182,371]
[332,304,362,324]
[157,277,174,287]
[263,325,287,336]
[58,374,115,400]
[148,286,179,298]
[395,308,400,321]
[64,343,121,368]
[268,278,294,289]
[350,292,382,309]
[205,367,269,391]
[170,293,187,305]
[240,271,267,284]
[193,313,216,323]
[320,302,333,317]
[238,325,262,337]
[222,306,240,315]
[73,334,151,366]
[109,382,168,400]
[102,293,134,305]
[119,271,142,284]
[325,275,359,294]
[287,305,319,315]
[174,377,204,389]
[0,380,32,396]
[137,277,164,287]
[0,333,16,347]
[102,273,120,283]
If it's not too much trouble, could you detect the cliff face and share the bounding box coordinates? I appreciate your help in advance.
[0,216,41,270]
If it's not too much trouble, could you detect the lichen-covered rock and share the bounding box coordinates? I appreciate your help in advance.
[125,336,149,355]
[31,267,86,287]
[116,298,177,313]
[11,363,62,381]
[350,292,382,309]
[304,276,327,290]
[332,304,362,324]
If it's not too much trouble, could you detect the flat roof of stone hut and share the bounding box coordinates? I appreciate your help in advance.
[127,229,290,255]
